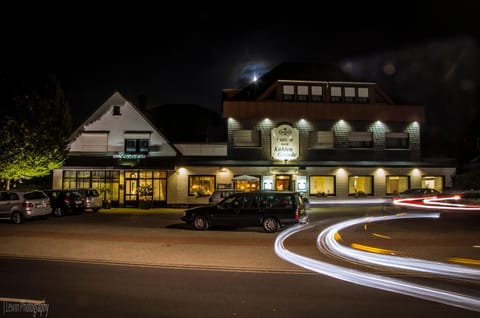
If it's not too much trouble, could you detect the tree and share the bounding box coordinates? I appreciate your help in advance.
[0,76,71,190]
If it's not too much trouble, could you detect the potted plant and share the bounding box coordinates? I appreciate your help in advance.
[138,184,153,209]
[98,185,112,209]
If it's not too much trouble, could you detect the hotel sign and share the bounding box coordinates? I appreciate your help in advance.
[271,124,299,160]
[113,152,147,160]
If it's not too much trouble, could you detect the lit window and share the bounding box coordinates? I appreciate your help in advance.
[344,87,355,103]
[283,85,294,101]
[311,86,323,102]
[386,176,410,195]
[189,175,215,196]
[309,176,335,197]
[296,85,309,102]
[348,176,373,196]
[358,87,369,103]
[330,86,342,103]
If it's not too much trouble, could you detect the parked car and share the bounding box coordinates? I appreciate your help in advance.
[182,191,309,233]
[394,188,441,199]
[208,189,243,204]
[0,190,51,224]
[44,190,85,217]
[72,188,102,211]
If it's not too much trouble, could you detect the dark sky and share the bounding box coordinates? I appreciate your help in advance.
[2,3,480,156]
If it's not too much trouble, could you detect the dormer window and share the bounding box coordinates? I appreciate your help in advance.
[113,105,121,116]
[296,85,309,102]
[125,139,149,153]
[358,87,369,103]
[311,86,323,102]
[282,85,294,101]
[344,87,356,103]
[330,87,342,103]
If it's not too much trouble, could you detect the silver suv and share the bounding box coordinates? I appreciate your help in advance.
[0,190,51,224]
[72,188,102,211]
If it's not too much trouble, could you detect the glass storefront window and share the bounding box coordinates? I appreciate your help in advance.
[348,176,373,196]
[189,176,215,196]
[386,176,410,195]
[421,176,444,192]
[309,176,335,197]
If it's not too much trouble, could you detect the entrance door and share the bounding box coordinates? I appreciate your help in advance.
[124,174,139,207]
[275,175,291,191]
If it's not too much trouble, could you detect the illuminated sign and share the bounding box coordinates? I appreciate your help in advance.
[271,124,299,160]
[113,152,147,160]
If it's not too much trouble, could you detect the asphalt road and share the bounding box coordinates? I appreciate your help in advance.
[0,205,478,317]
[0,257,478,318]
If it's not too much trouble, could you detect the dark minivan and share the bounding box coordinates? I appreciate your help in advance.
[181,191,309,233]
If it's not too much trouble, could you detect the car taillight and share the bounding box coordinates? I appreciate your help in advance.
[23,202,34,208]
[295,208,299,220]
[64,198,71,204]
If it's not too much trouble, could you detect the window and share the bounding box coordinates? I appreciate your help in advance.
[330,86,342,103]
[283,85,294,101]
[386,176,410,195]
[296,85,309,102]
[421,176,444,192]
[113,105,121,116]
[311,86,323,102]
[308,131,334,149]
[189,175,215,196]
[125,139,149,153]
[386,132,409,149]
[348,132,373,148]
[233,130,261,147]
[344,87,355,103]
[358,87,369,103]
[309,176,335,196]
[348,176,373,196]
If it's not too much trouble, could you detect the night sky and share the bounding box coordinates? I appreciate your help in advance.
[2,4,479,157]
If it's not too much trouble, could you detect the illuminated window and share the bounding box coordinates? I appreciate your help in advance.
[348,176,373,196]
[296,85,309,102]
[283,85,294,101]
[348,132,373,148]
[344,87,355,103]
[357,87,369,103]
[309,176,336,196]
[421,176,444,192]
[386,176,410,195]
[330,86,342,103]
[386,132,409,149]
[233,130,261,147]
[189,175,215,196]
[311,86,323,102]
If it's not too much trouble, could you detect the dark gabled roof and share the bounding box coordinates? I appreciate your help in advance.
[228,62,354,101]
[147,104,227,143]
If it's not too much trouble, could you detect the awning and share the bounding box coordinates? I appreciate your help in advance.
[232,175,259,181]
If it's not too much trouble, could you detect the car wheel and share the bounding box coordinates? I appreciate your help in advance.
[54,207,64,217]
[193,215,209,230]
[11,211,24,224]
[263,217,280,233]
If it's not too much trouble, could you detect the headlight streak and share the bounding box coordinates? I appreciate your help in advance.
[393,195,480,211]
[274,219,480,312]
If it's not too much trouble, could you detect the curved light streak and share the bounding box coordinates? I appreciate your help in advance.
[319,213,480,280]
[393,195,480,211]
[275,220,480,312]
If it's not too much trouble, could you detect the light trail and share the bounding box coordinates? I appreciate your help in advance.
[274,218,480,312]
[393,195,480,211]
[319,213,480,280]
